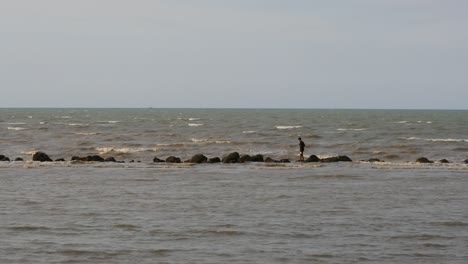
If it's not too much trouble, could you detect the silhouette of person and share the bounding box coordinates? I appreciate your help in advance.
[298,137,305,161]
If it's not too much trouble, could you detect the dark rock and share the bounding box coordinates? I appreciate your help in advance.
[368,158,382,162]
[190,154,208,163]
[337,156,352,162]
[239,155,252,162]
[439,159,450,164]
[1,155,10,161]
[222,152,240,163]
[153,157,165,163]
[166,156,181,163]
[208,157,221,163]
[71,156,81,161]
[465,159,468,164]
[416,157,434,163]
[15,157,24,161]
[251,154,264,162]
[279,159,290,163]
[33,152,53,162]
[305,155,320,162]
[86,155,105,162]
[264,157,277,163]
[320,157,339,163]
[130,160,135,163]
[55,158,65,162]
[105,157,117,162]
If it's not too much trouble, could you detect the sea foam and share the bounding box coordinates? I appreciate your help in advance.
[276,126,303,130]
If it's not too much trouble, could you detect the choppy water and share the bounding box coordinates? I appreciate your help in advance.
[1,109,467,263]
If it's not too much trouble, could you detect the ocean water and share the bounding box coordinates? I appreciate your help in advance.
[1,109,467,263]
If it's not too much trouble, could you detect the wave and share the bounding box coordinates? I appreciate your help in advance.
[191,138,231,144]
[276,125,303,130]
[68,123,89,126]
[96,147,159,155]
[188,123,204,127]
[395,121,408,124]
[337,128,367,131]
[21,150,38,155]
[74,132,98,136]
[242,131,256,134]
[402,137,468,143]
[189,118,200,121]
[7,127,28,131]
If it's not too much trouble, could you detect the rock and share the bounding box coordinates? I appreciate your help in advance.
[222,152,240,163]
[320,156,352,162]
[33,152,53,162]
[190,154,208,163]
[465,159,468,164]
[1,155,10,161]
[251,154,264,162]
[320,157,339,163]
[55,158,65,162]
[153,157,165,163]
[15,157,24,161]
[264,157,277,163]
[367,158,382,162]
[416,157,434,163]
[86,155,105,162]
[439,159,450,163]
[305,155,320,162]
[239,155,252,162]
[71,156,81,161]
[337,156,352,162]
[279,159,290,163]
[208,157,221,163]
[166,156,181,163]
[105,157,117,162]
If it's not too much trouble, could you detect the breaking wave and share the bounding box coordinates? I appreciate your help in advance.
[188,123,204,127]
[276,126,303,130]
[402,137,468,143]
[96,147,159,155]
[8,127,28,131]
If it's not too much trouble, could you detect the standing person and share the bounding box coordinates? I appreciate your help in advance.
[298,137,305,161]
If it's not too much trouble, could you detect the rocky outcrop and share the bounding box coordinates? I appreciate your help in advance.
[190,154,208,163]
[439,159,450,163]
[105,157,117,162]
[71,155,106,162]
[55,158,65,162]
[208,157,221,163]
[153,157,165,163]
[0,155,10,161]
[251,154,264,162]
[222,152,240,163]
[305,155,320,162]
[239,155,252,162]
[166,156,181,163]
[264,157,277,163]
[416,157,434,163]
[320,156,352,162]
[464,159,468,164]
[15,157,24,161]
[33,152,53,162]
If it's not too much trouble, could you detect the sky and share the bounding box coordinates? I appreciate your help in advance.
[0,0,467,109]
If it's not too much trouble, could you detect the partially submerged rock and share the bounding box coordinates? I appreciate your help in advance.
[439,159,450,164]
[166,156,181,163]
[208,157,221,163]
[320,156,352,162]
[416,157,434,163]
[222,152,240,163]
[251,154,264,162]
[153,157,165,163]
[0,155,10,161]
[305,155,320,162]
[33,152,53,162]
[190,154,208,163]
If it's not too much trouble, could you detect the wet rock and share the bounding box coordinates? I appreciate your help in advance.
[305,155,320,162]
[251,154,264,162]
[368,158,382,162]
[86,155,105,162]
[439,159,450,164]
[465,159,468,164]
[208,157,221,163]
[1,155,10,161]
[153,157,165,163]
[55,158,65,162]
[15,157,24,161]
[279,159,291,163]
[105,157,117,162]
[166,156,181,163]
[239,155,252,162]
[71,156,81,161]
[320,156,352,162]
[264,157,277,163]
[222,152,240,163]
[190,154,208,163]
[337,156,352,162]
[416,157,434,163]
[33,152,53,162]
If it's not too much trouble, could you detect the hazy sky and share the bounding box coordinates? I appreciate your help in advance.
[1,0,467,109]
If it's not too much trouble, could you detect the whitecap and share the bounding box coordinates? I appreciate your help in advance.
[8,127,28,131]
[426,121,433,124]
[396,121,408,124]
[189,118,200,121]
[275,126,303,130]
[191,138,231,144]
[242,131,256,134]
[27,116,33,119]
[188,123,204,127]
[39,122,47,125]
[21,150,38,155]
[337,128,367,131]
[108,121,120,124]
[74,132,98,136]
[402,137,468,143]
[68,123,89,126]
[96,147,159,155]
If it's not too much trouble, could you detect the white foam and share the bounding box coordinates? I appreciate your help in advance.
[402,137,468,143]
[396,121,408,124]
[188,123,204,127]
[242,131,257,134]
[68,123,89,126]
[96,147,159,155]
[191,138,231,144]
[276,126,303,130]
[108,121,120,124]
[27,116,33,119]
[74,132,98,136]
[189,118,200,121]
[39,122,47,125]
[8,127,28,131]
[337,128,367,131]
[21,150,38,155]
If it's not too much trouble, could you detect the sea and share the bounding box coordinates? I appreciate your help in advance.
[0,108,467,263]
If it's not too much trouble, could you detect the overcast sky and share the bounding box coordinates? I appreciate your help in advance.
[1,0,467,109]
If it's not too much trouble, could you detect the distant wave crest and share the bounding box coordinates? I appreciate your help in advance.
[96,147,159,155]
[276,125,303,130]
[403,137,468,143]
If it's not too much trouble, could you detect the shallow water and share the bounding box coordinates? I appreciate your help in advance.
[1,163,467,263]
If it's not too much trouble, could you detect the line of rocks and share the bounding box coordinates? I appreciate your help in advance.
[1,152,467,164]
